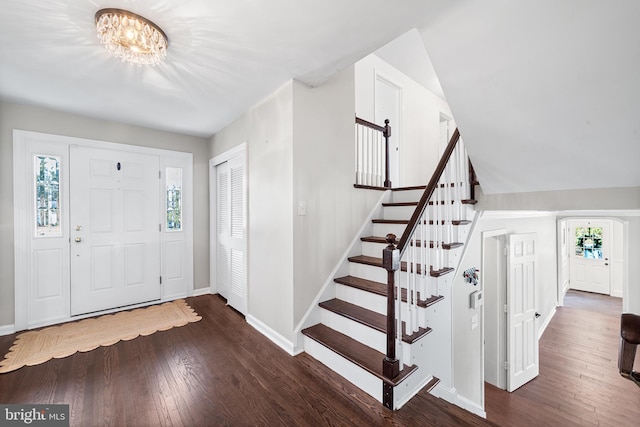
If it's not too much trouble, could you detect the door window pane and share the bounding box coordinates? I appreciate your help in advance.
[166,167,182,231]
[575,227,603,259]
[35,155,61,237]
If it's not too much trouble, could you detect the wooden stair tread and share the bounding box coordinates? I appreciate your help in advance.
[319,298,432,344]
[382,202,419,207]
[302,324,417,386]
[334,275,386,296]
[428,199,478,205]
[348,255,455,278]
[372,219,408,224]
[348,255,383,268]
[353,184,388,191]
[428,219,472,226]
[425,376,440,392]
[373,219,471,226]
[392,185,426,191]
[333,276,444,308]
[361,236,464,250]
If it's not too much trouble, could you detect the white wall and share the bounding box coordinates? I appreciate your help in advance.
[209,68,388,342]
[210,82,295,341]
[355,54,452,186]
[0,101,210,328]
[452,212,558,408]
[291,67,383,325]
[478,186,640,211]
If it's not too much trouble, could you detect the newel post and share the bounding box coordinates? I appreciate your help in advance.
[383,119,392,189]
[382,233,400,409]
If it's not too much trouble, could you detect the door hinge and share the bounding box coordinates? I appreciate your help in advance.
[159,223,162,232]
[504,361,509,370]
[504,304,508,313]
[160,276,162,285]
[159,170,161,179]
[504,246,508,256]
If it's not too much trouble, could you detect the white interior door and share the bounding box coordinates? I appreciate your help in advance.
[570,221,611,295]
[507,233,539,392]
[375,75,401,187]
[70,146,161,316]
[215,152,247,314]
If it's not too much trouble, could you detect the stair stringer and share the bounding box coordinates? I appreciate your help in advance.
[394,206,481,409]
[428,209,482,404]
[292,190,391,353]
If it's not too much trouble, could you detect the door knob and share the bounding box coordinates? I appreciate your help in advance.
[535,312,541,318]
[75,237,82,243]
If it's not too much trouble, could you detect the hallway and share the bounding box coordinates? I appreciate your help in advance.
[485,290,640,426]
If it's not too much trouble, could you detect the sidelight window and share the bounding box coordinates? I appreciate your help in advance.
[166,167,182,231]
[34,155,61,237]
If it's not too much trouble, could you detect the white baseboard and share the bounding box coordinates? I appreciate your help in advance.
[246,314,300,356]
[0,324,15,336]
[191,286,211,297]
[538,307,556,340]
[431,383,457,403]
[395,374,434,410]
[431,384,486,418]
[611,290,623,298]
[456,394,486,418]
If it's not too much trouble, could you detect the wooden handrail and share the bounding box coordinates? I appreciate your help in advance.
[396,128,460,254]
[355,116,385,132]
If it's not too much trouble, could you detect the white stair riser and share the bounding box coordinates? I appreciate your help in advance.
[303,336,383,402]
[383,205,415,220]
[348,262,432,285]
[361,241,386,258]
[334,282,445,326]
[320,309,385,353]
[348,262,387,283]
[391,189,423,203]
[319,308,415,366]
[372,222,406,238]
[335,283,386,314]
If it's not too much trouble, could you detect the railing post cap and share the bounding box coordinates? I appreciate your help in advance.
[385,233,397,248]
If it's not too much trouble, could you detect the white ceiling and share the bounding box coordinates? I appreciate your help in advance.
[0,0,437,138]
[419,0,640,194]
[3,1,639,195]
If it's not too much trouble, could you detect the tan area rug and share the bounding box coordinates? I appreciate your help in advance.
[0,299,201,373]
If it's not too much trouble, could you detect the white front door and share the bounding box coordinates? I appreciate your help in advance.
[70,146,161,316]
[507,233,539,392]
[570,221,611,295]
[214,150,247,314]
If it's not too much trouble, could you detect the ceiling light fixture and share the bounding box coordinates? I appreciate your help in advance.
[95,8,168,66]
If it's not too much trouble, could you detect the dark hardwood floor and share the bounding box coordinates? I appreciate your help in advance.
[485,290,640,427]
[0,295,494,426]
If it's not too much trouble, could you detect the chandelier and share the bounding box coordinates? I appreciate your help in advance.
[95,8,168,66]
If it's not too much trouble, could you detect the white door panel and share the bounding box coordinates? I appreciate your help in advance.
[570,221,611,295]
[375,75,401,187]
[70,146,160,316]
[213,149,247,314]
[507,233,539,392]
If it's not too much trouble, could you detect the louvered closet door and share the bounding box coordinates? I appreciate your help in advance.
[216,155,246,314]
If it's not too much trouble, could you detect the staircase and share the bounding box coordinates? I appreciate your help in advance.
[298,129,478,410]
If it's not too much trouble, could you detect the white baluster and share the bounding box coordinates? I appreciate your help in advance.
[395,267,402,363]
